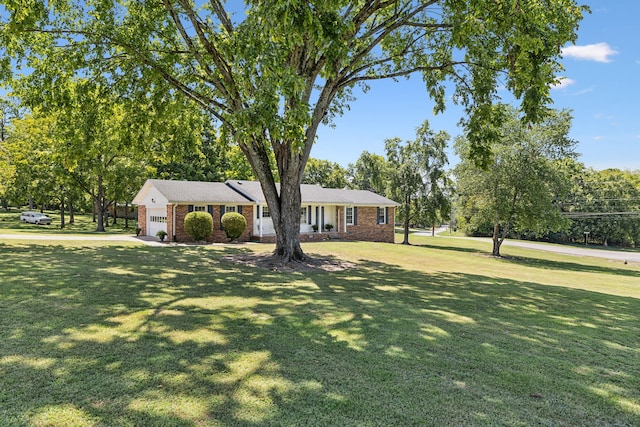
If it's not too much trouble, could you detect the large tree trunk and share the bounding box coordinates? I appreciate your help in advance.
[492,221,503,257]
[95,176,106,232]
[273,181,305,261]
[69,201,75,224]
[60,191,65,229]
[402,196,410,245]
[492,221,511,257]
[242,138,307,262]
[95,200,105,232]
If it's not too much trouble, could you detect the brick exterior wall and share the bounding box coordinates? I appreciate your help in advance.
[343,206,395,243]
[138,203,394,244]
[137,205,147,235]
[171,204,254,243]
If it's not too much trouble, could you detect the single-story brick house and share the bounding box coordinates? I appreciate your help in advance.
[132,179,398,243]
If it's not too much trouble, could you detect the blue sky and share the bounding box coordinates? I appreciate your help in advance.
[314,1,640,171]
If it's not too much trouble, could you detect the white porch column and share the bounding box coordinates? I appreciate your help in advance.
[344,206,347,232]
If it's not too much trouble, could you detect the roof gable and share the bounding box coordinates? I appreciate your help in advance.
[134,179,251,204]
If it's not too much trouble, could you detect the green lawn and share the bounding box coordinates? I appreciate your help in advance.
[0,208,135,234]
[1,234,639,426]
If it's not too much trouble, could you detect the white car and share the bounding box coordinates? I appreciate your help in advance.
[20,211,53,225]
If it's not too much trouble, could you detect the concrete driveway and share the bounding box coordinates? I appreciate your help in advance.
[0,233,164,246]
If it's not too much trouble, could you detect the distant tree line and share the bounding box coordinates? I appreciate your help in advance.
[3,91,638,247]
[452,106,640,252]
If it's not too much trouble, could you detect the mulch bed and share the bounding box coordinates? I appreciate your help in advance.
[222,253,355,272]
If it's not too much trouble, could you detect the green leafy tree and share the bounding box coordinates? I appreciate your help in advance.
[563,166,640,247]
[153,120,257,182]
[1,0,586,261]
[8,79,193,232]
[347,152,389,195]
[303,158,348,189]
[386,120,450,244]
[454,107,576,256]
[3,110,58,210]
[51,81,151,232]
[0,98,19,206]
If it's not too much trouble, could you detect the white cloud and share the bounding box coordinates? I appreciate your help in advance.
[551,77,575,90]
[561,42,618,63]
[593,135,606,141]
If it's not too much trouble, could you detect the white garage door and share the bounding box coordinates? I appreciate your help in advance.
[147,208,167,237]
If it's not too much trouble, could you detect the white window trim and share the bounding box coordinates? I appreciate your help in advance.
[377,207,387,225]
[346,206,354,225]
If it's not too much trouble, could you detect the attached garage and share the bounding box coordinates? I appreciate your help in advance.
[146,208,167,237]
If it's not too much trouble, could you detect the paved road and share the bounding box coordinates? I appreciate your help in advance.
[486,238,640,263]
[414,229,640,263]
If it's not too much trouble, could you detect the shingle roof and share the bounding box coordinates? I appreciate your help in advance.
[142,179,251,204]
[135,179,398,206]
[226,180,398,206]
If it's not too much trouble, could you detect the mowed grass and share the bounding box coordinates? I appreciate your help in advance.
[0,208,135,234]
[0,234,639,426]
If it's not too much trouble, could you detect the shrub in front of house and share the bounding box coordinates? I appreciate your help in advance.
[221,212,246,241]
[184,211,213,241]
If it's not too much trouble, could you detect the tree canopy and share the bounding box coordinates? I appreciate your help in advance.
[455,106,577,256]
[303,158,348,189]
[0,0,587,260]
[561,163,640,247]
[386,120,450,245]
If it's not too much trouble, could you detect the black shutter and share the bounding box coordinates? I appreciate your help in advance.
[207,205,213,216]
[308,205,312,224]
[353,207,358,225]
[220,205,225,229]
[385,207,389,225]
[238,205,242,214]
[188,205,194,212]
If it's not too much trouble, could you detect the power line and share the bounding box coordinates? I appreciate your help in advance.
[562,211,640,219]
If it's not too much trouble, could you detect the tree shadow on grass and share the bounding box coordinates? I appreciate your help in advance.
[413,240,640,279]
[412,240,488,255]
[1,244,639,426]
[499,254,640,278]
